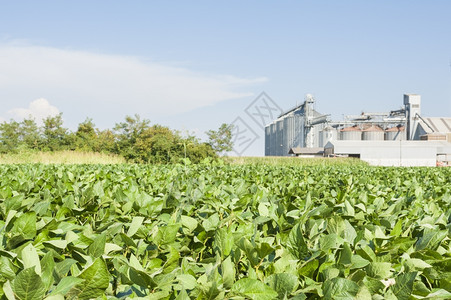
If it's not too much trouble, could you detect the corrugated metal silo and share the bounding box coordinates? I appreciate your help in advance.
[362,125,385,140]
[294,114,304,148]
[320,125,338,147]
[385,125,406,141]
[283,117,293,156]
[270,123,276,155]
[340,126,362,140]
[276,119,284,156]
[265,126,270,156]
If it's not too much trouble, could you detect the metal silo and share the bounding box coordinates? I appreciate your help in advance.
[293,114,304,148]
[320,125,338,147]
[362,125,385,140]
[269,123,276,155]
[385,125,406,141]
[283,117,292,156]
[276,119,284,156]
[265,126,270,156]
[340,126,362,140]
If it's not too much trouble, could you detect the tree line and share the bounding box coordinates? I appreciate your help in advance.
[0,113,234,163]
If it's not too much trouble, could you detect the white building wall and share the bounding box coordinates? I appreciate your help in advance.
[360,145,436,166]
[325,140,448,167]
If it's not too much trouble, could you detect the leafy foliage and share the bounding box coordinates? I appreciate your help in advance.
[206,123,234,154]
[0,114,218,163]
[0,163,449,299]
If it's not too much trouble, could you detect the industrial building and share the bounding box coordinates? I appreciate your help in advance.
[264,94,451,166]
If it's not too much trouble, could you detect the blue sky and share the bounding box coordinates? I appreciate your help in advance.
[1,1,450,155]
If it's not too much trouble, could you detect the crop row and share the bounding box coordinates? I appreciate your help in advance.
[0,163,450,299]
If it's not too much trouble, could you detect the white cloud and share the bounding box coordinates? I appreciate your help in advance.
[8,98,60,125]
[0,44,267,119]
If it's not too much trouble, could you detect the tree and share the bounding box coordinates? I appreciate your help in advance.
[114,114,151,160]
[206,123,234,155]
[42,113,69,151]
[97,129,116,153]
[135,125,178,163]
[75,118,98,151]
[0,120,21,153]
[20,117,42,150]
[184,139,217,163]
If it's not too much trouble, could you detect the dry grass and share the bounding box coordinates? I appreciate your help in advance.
[0,151,126,164]
[224,156,368,166]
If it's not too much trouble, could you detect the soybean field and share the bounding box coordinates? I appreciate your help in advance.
[0,162,450,299]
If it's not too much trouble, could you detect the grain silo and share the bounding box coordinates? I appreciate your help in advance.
[276,119,284,156]
[385,125,405,141]
[264,94,329,156]
[264,126,270,155]
[340,126,362,140]
[362,125,385,140]
[319,125,338,147]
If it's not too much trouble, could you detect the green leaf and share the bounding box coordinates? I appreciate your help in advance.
[104,243,123,255]
[3,280,15,300]
[266,273,299,298]
[10,212,36,246]
[155,224,179,246]
[320,233,344,252]
[54,259,77,280]
[237,238,259,267]
[415,289,451,299]
[12,267,47,300]
[390,219,403,237]
[43,240,68,249]
[299,259,319,278]
[128,267,155,288]
[366,262,392,279]
[214,227,234,258]
[67,258,110,300]
[404,258,432,271]
[355,285,372,300]
[390,272,417,300]
[339,243,352,265]
[256,242,276,259]
[127,216,144,237]
[0,256,18,281]
[87,233,106,258]
[45,294,65,300]
[176,289,190,300]
[181,215,198,233]
[129,253,144,271]
[343,220,357,245]
[202,213,220,232]
[286,223,310,260]
[415,229,447,251]
[232,278,278,300]
[221,256,235,289]
[49,276,85,296]
[350,255,370,269]
[176,274,197,290]
[21,244,41,275]
[163,246,180,274]
[40,252,55,290]
[322,277,359,300]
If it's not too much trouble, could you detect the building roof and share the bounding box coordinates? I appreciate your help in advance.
[386,125,405,132]
[265,101,328,127]
[419,117,451,134]
[362,125,384,132]
[289,147,324,155]
[341,126,361,132]
[277,102,324,119]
